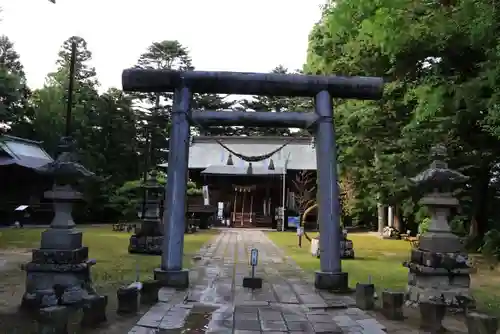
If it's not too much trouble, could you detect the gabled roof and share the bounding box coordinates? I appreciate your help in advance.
[0,135,53,169]
[160,136,317,171]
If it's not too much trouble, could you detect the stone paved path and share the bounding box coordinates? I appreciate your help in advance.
[128,229,421,333]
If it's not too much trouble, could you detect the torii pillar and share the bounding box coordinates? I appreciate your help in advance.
[122,69,384,291]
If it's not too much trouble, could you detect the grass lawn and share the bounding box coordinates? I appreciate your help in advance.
[0,226,217,285]
[0,226,218,333]
[267,231,500,315]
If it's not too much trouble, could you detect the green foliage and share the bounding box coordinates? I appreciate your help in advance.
[418,218,431,235]
[305,0,500,245]
[107,172,203,221]
[480,229,500,261]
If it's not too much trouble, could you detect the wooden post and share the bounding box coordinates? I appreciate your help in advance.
[241,190,246,227]
[232,188,238,225]
[249,192,254,224]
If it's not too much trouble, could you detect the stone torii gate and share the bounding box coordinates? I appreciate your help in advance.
[122,69,384,291]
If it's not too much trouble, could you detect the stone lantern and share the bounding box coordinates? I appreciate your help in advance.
[22,137,105,310]
[128,170,164,254]
[404,144,474,309]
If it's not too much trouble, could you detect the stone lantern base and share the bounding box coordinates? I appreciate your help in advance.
[21,185,105,310]
[128,220,163,255]
[404,248,475,309]
[21,230,103,309]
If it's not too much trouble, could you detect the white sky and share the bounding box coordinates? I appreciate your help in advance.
[0,0,324,92]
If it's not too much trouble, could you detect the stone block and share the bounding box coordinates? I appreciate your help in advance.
[381,291,404,320]
[129,235,163,254]
[32,247,89,265]
[242,277,263,289]
[419,233,463,253]
[154,268,189,289]
[40,229,83,250]
[117,286,139,314]
[466,312,498,334]
[451,274,471,288]
[37,305,69,334]
[22,289,59,310]
[140,280,161,305]
[422,251,444,268]
[408,272,417,285]
[81,295,107,328]
[314,271,349,292]
[355,283,375,310]
[414,275,450,289]
[419,301,446,332]
[411,249,424,264]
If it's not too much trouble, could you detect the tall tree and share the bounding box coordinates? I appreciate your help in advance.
[0,35,31,133]
[238,65,313,136]
[305,0,500,241]
[32,36,99,156]
[133,40,194,167]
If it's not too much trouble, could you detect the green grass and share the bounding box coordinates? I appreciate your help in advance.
[0,226,217,286]
[268,232,500,314]
[0,226,218,333]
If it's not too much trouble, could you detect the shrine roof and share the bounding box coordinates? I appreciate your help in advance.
[160,135,317,171]
[0,135,53,169]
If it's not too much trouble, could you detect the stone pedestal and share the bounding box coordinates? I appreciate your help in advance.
[128,174,164,255]
[128,234,163,254]
[154,268,189,289]
[22,185,103,310]
[405,156,473,310]
[381,291,404,320]
[242,277,263,289]
[140,280,161,305]
[37,305,69,334]
[314,271,349,292]
[355,283,375,310]
[404,249,474,308]
[466,312,498,334]
[310,235,355,259]
[403,196,475,309]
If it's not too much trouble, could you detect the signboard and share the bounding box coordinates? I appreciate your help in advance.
[217,202,224,219]
[202,185,210,205]
[288,216,300,229]
[250,248,259,266]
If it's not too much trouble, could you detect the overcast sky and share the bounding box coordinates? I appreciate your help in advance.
[0,0,324,92]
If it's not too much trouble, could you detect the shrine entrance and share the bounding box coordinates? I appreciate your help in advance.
[232,185,256,227]
[122,68,384,291]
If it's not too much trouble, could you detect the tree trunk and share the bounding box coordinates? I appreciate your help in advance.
[394,206,403,232]
[377,203,386,233]
[472,171,490,238]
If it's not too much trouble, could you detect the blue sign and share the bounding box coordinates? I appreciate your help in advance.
[288,216,300,228]
[250,248,259,266]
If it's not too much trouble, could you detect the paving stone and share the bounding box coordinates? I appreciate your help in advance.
[286,321,314,331]
[307,313,333,322]
[234,319,262,331]
[282,313,307,322]
[259,311,283,321]
[312,321,343,333]
[261,320,288,331]
[357,318,386,331]
[127,326,160,334]
[127,230,408,333]
[333,315,359,327]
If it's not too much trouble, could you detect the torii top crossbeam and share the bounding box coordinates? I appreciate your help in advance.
[122,68,384,99]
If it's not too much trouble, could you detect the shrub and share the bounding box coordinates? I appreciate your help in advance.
[480,229,500,261]
[418,217,431,235]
